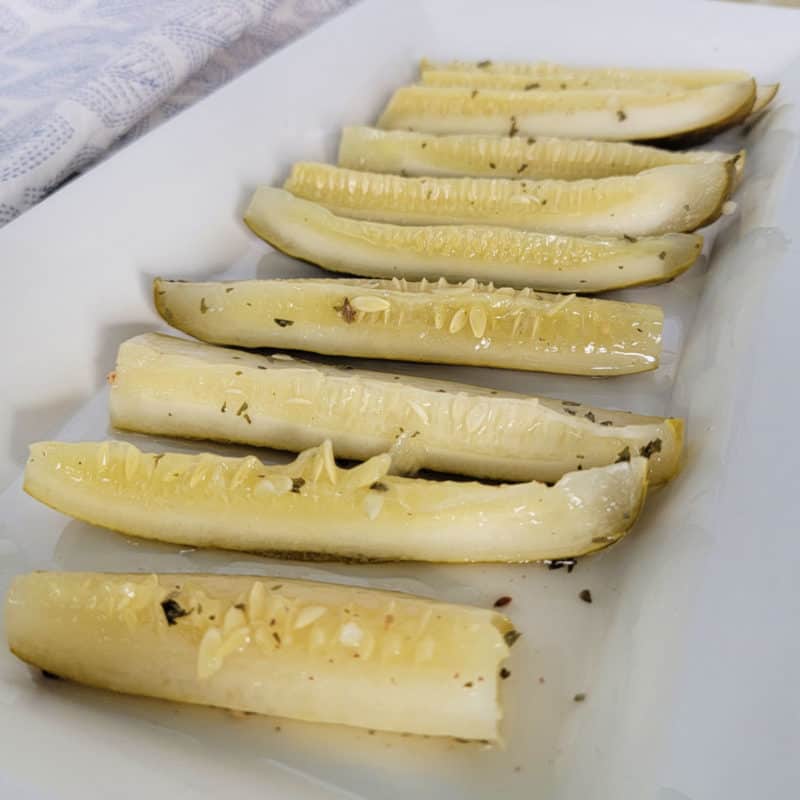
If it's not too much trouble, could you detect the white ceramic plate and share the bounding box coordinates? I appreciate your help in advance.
[1,1,799,798]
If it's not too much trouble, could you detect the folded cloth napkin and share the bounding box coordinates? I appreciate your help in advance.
[0,0,356,226]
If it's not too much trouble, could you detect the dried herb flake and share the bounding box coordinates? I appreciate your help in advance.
[545,558,577,572]
[504,629,522,647]
[639,438,662,458]
[161,598,190,626]
[335,297,356,324]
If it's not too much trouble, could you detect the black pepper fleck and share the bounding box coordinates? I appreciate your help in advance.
[274,318,294,327]
[579,589,593,604]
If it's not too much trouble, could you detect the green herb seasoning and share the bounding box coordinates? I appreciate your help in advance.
[639,438,662,458]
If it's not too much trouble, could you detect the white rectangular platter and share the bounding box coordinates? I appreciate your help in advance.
[0,1,799,798]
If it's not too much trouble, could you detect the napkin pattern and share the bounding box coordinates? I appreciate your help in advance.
[0,0,355,225]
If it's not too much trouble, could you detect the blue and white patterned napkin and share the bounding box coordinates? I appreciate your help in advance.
[0,0,356,226]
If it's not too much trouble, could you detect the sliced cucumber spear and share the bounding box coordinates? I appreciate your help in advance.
[245,188,701,293]
[419,59,753,90]
[420,68,750,92]
[153,277,663,376]
[25,440,647,562]
[110,334,683,485]
[418,61,777,117]
[377,82,755,146]
[6,571,514,739]
[284,162,731,237]
[338,127,745,188]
